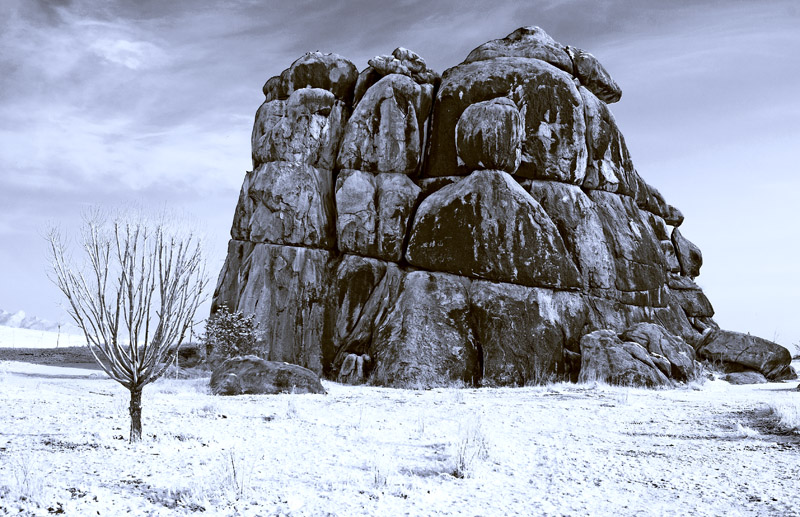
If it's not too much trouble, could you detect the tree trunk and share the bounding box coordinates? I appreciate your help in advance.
[129,386,143,442]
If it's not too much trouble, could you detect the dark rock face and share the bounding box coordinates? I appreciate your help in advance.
[211,356,326,395]
[370,271,480,388]
[212,26,770,388]
[406,170,581,288]
[698,330,796,381]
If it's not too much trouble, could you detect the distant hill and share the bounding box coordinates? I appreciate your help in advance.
[0,309,80,334]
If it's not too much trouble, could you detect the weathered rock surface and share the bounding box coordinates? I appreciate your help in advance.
[470,281,588,385]
[213,241,331,374]
[278,52,358,105]
[464,26,574,73]
[370,271,479,387]
[424,57,587,183]
[406,170,581,288]
[213,26,766,389]
[698,330,796,381]
[580,87,635,194]
[526,181,615,289]
[668,275,714,318]
[671,228,703,278]
[566,46,622,104]
[211,355,326,395]
[232,162,335,248]
[335,170,420,261]
[589,190,668,297]
[578,330,672,387]
[455,98,523,173]
[251,88,347,170]
[620,323,699,382]
[338,74,431,175]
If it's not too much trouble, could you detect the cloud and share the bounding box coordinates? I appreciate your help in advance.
[89,38,166,69]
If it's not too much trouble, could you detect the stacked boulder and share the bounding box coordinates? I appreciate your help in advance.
[213,27,796,387]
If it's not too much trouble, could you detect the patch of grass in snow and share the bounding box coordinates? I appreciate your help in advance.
[0,453,49,506]
[450,415,489,479]
[767,400,800,433]
[218,449,257,501]
[733,423,761,439]
[368,451,395,488]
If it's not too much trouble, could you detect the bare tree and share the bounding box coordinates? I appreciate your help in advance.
[47,209,208,441]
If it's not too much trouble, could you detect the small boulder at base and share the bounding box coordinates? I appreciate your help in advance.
[723,371,768,385]
[578,329,672,388]
[620,322,698,382]
[698,330,796,381]
[211,356,326,395]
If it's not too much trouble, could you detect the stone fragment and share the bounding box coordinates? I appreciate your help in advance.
[335,170,421,261]
[262,75,286,102]
[620,322,699,381]
[527,181,615,289]
[463,26,574,73]
[232,162,335,249]
[337,74,431,175]
[279,52,358,104]
[723,371,768,385]
[470,281,589,385]
[406,170,581,289]
[337,354,371,385]
[424,57,587,183]
[566,46,622,103]
[578,330,672,387]
[370,272,479,387]
[698,330,796,381]
[368,47,439,85]
[212,241,332,374]
[671,228,703,278]
[670,286,714,318]
[416,176,463,197]
[211,355,325,395]
[251,88,347,170]
[456,98,523,173]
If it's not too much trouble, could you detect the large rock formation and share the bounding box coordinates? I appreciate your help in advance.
[212,27,795,387]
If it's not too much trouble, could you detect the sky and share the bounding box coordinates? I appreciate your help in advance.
[1,0,798,347]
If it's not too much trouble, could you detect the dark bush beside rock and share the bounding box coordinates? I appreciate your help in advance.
[211,356,326,395]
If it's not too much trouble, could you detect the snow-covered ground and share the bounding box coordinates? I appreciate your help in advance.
[0,325,86,349]
[1,360,799,516]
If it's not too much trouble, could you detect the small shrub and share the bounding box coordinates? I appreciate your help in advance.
[768,401,800,433]
[204,306,261,364]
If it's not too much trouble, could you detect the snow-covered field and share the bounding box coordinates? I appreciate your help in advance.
[1,360,799,516]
